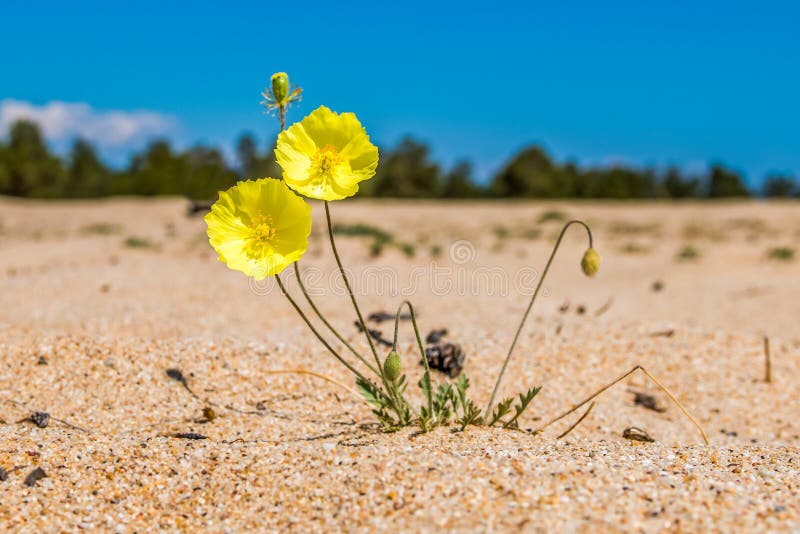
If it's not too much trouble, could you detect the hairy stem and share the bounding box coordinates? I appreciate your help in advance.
[324,201,384,378]
[276,274,366,381]
[392,300,432,416]
[484,220,593,419]
[293,262,379,376]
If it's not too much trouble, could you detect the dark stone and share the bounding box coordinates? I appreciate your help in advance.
[166,368,186,383]
[174,433,208,440]
[30,412,50,428]
[367,311,409,323]
[622,426,655,443]
[425,329,448,344]
[24,467,47,487]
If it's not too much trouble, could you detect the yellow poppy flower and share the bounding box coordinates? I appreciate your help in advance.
[205,178,311,279]
[275,105,379,200]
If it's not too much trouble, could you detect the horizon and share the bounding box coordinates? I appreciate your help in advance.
[2,1,799,185]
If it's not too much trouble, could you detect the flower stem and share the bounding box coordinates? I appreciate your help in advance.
[392,300,433,416]
[323,201,385,378]
[392,301,428,364]
[276,274,366,382]
[292,262,379,376]
[484,220,593,420]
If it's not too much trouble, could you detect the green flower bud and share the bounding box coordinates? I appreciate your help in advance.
[271,72,289,103]
[581,247,601,277]
[383,351,402,381]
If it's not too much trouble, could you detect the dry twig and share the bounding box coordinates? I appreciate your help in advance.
[533,365,709,445]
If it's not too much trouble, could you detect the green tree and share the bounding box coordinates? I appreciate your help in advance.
[491,146,575,198]
[372,137,442,197]
[236,133,259,177]
[762,175,797,198]
[236,133,281,179]
[442,161,481,198]
[580,166,657,199]
[182,146,237,200]
[0,144,9,195]
[662,167,700,198]
[707,164,750,198]
[123,140,186,196]
[2,120,64,197]
[66,138,110,197]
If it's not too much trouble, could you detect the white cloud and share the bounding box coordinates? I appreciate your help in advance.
[0,99,177,149]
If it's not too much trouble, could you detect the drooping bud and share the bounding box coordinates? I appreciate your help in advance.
[581,247,601,277]
[271,72,289,104]
[383,351,402,381]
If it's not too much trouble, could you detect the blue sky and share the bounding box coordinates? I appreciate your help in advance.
[1,0,799,184]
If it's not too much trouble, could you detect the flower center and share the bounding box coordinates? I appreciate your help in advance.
[245,213,277,259]
[311,145,343,175]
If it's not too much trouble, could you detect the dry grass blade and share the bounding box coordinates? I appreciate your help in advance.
[533,365,709,445]
[594,297,614,317]
[763,336,772,383]
[556,401,595,439]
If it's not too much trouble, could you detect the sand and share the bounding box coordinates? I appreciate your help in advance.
[0,197,798,532]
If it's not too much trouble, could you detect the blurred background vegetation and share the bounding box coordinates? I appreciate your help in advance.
[1,119,797,200]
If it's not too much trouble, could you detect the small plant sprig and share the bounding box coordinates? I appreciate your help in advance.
[204,71,708,442]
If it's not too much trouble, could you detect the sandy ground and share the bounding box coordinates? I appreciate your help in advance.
[0,197,798,532]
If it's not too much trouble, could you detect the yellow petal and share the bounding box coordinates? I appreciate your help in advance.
[205,177,311,278]
[276,106,379,201]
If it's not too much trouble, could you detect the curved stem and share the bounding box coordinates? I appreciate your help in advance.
[293,262,379,376]
[324,201,385,379]
[392,301,428,363]
[276,274,366,382]
[392,300,432,415]
[484,220,593,419]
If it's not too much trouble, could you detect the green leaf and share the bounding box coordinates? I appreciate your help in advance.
[503,385,542,429]
[488,397,514,426]
[456,400,484,431]
[454,374,470,411]
[356,377,381,407]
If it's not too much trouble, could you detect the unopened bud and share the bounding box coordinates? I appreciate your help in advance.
[271,72,289,103]
[581,247,601,277]
[383,351,402,381]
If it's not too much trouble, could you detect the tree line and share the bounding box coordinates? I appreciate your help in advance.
[1,119,797,200]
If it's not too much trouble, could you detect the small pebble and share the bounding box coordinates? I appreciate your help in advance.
[166,368,186,383]
[623,427,655,443]
[30,412,50,429]
[652,280,665,292]
[174,433,207,440]
[23,467,47,487]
